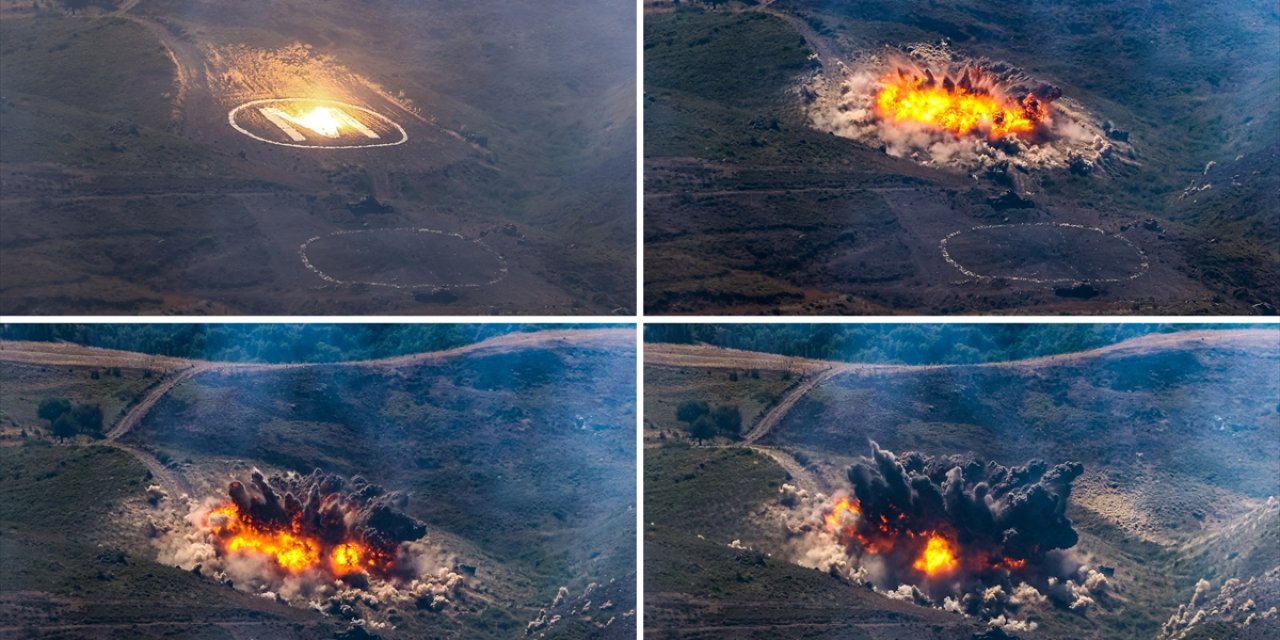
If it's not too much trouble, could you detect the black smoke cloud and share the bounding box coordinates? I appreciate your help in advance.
[227,469,426,565]
[847,441,1082,566]
[828,441,1102,623]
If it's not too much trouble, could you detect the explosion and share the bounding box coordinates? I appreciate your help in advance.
[828,442,1083,585]
[782,442,1109,627]
[874,67,1057,140]
[154,469,467,622]
[913,534,958,576]
[806,43,1127,172]
[294,106,345,138]
[204,470,422,581]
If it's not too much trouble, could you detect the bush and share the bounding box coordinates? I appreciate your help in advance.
[39,398,103,439]
[690,416,717,443]
[70,404,104,437]
[710,405,742,436]
[676,400,711,423]
[52,414,77,441]
[37,398,71,423]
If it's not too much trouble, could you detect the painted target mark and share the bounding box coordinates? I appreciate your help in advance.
[299,228,508,290]
[940,222,1149,285]
[228,98,408,149]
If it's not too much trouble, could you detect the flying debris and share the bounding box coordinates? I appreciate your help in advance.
[207,470,426,580]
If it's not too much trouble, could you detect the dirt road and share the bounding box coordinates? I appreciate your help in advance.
[0,328,634,372]
[105,365,209,441]
[649,328,1278,486]
[743,367,844,444]
[2,328,635,499]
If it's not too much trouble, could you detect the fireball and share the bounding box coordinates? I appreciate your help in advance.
[824,497,861,532]
[874,67,1053,140]
[913,533,959,577]
[206,502,385,577]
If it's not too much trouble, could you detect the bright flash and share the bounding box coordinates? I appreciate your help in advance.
[913,534,959,576]
[210,505,320,573]
[295,106,344,138]
[330,542,368,575]
[207,503,379,576]
[875,68,1050,140]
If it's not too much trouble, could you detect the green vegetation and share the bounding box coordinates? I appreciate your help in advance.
[646,12,813,109]
[0,323,628,363]
[0,444,146,534]
[679,402,742,442]
[0,361,157,437]
[38,397,104,440]
[645,447,783,543]
[646,365,792,438]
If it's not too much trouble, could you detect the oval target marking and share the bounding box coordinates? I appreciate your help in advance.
[299,228,508,289]
[228,98,408,149]
[939,222,1149,285]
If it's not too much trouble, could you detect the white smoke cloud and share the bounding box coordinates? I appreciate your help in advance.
[1160,570,1280,639]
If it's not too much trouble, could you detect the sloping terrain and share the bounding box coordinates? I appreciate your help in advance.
[0,0,634,314]
[644,328,1280,638]
[0,328,637,639]
[643,1,1278,315]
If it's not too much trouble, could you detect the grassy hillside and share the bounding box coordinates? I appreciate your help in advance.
[122,345,636,623]
[644,1,1279,313]
[644,330,1279,638]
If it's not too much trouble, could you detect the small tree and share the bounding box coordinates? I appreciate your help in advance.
[70,404,104,438]
[676,400,710,424]
[38,397,71,423]
[689,416,716,444]
[52,414,77,442]
[711,405,742,436]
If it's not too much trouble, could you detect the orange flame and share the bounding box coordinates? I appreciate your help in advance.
[824,497,861,532]
[207,503,385,576]
[994,556,1027,571]
[913,533,959,577]
[875,68,1049,140]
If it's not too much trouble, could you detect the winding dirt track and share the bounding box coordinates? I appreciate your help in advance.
[1,328,635,497]
[648,328,1278,490]
[742,366,842,444]
[104,365,208,441]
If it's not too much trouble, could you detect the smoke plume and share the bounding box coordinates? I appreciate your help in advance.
[777,442,1108,627]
